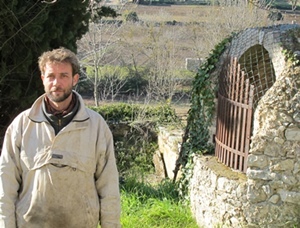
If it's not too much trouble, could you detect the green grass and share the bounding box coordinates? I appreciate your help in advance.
[120,177,199,228]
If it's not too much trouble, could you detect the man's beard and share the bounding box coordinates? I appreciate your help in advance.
[46,87,73,103]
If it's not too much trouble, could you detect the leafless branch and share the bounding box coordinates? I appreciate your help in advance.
[41,0,57,4]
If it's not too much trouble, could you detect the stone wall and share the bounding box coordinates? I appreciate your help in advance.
[185,58,203,72]
[155,25,300,227]
[190,155,248,227]
[245,66,300,227]
[153,127,183,179]
[189,25,300,227]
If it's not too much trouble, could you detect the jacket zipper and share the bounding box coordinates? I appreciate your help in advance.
[58,118,62,132]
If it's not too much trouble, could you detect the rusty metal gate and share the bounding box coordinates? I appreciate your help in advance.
[215,58,254,173]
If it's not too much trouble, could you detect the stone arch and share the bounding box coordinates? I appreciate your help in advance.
[190,24,300,227]
[238,44,276,107]
[228,24,300,80]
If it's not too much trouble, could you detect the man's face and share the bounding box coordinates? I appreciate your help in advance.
[41,62,79,103]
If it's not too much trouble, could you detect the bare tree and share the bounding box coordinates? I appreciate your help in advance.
[144,25,177,101]
[289,0,299,11]
[77,1,272,106]
[77,11,126,105]
[97,65,129,101]
[186,0,271,58]
[120,21,191,102]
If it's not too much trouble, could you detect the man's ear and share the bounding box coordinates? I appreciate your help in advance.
[73,74,79,86]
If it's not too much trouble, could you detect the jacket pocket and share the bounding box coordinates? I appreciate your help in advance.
[82,193,100,227]
[20,147,51,171]
[15,193,31,226]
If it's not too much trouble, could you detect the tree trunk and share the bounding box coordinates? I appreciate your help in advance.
[94,64,99,107]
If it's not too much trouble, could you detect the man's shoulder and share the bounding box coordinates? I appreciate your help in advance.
[6,108,32,131]
[84,107,112,133]
[13,108,31,121]
[85,107,105,121]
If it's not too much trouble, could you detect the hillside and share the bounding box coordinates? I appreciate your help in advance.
[132,4,300,24]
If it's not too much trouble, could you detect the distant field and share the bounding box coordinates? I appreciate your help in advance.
[129,4,300,24]
[133,5,211,22]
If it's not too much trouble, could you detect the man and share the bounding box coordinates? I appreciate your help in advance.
[0,47,121,228]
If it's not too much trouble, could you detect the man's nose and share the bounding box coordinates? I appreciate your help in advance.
[52,77,59,85]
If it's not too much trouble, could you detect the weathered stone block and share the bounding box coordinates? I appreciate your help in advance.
[155,127,183,180]
[247,169,274,180]
[248,154,269,168]
[281,173,298,185]
[152,150,166,178]
[279,190,300,205]
[269,194,280,204]
[264,143,281,157]
[247,184,267,203]
[285,127,300,140]
[271,159,294,171]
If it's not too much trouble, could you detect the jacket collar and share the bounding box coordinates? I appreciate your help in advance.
[28,91,90,123]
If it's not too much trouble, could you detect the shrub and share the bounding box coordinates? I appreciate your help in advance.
[89,103,179,124]
[90,103,180,175]
[114,124,157,175]
[124,11,139,22]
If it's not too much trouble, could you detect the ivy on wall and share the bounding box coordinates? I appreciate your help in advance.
[174,36,233,199]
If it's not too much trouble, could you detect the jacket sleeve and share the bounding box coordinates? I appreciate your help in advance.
[0,120,22,228]
[94,121,121,228]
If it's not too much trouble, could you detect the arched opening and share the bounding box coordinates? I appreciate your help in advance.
[215,45,276,172]
[238,44,276,107]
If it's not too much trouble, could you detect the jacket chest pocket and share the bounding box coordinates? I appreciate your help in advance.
[20,124,98,173]
[20,146,96,174]
[20,146,52,171]
[49,129,98,173]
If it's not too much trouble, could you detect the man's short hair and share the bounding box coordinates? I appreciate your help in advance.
[38,47,80,76]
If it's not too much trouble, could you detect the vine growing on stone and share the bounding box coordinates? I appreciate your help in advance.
[173,36,232,200]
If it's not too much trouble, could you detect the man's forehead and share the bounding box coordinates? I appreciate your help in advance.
[45,60,71,66]
[44,61,72,70]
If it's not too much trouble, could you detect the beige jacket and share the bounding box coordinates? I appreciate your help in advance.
[0,92,121,228]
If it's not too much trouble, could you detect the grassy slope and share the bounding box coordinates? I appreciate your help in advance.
[120,178,199,228]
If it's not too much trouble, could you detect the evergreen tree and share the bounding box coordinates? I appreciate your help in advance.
[0,0,90,145]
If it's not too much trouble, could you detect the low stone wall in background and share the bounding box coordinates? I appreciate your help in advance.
[153,127,183,180]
